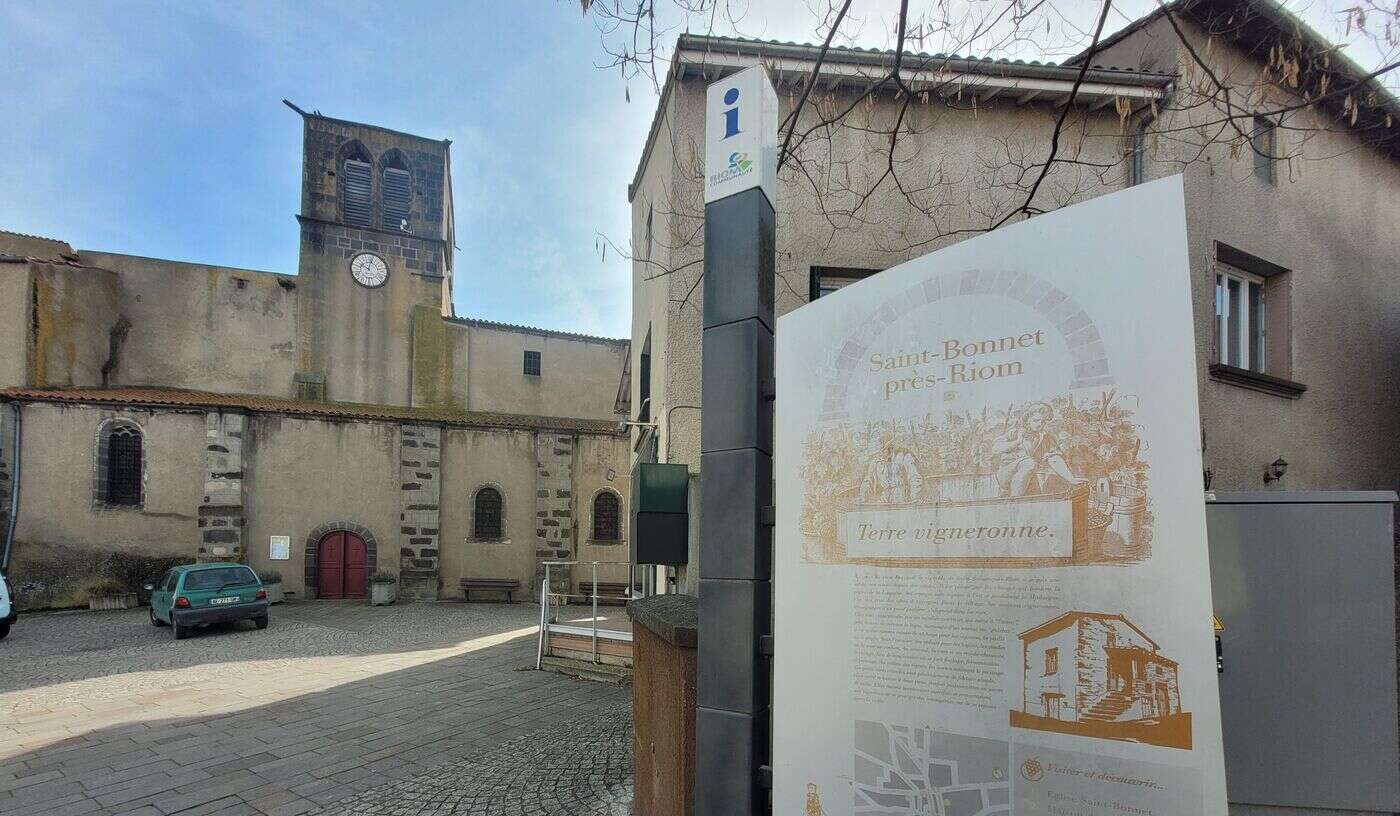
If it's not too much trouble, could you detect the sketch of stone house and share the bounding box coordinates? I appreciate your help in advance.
[1010,611,1191,750]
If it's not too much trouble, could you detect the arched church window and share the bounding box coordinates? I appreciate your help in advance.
[381,150,412,232]
[97,421,143,507]
[473,486,504,540]
[339,141,374,228]
[592,491,621,542]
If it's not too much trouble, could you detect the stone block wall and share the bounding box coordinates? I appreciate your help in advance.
[535,432,576,597]
[399,424,441,600]
[199,412,245,562]
[308,223,443,279]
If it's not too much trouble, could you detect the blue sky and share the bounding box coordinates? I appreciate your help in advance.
[1,1,1384,339]
[0,2,657,337]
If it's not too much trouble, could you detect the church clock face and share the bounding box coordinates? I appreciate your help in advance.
[349,253,388,288]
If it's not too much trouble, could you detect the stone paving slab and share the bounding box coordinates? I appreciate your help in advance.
[313,702,633,816]
[0,602,631,815]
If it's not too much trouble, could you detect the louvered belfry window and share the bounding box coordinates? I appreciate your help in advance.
[474,487,503,540]
[342,159,373,227]
[592,492,620,541]
[382,167,411,231]
[102,424,143,507]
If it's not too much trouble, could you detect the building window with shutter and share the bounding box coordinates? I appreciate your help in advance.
[381,150,412,232]
[96,420,143,508]
[1252,116,1277,185]
[338,141,374,228]
[473,486,504,540]
[1208,243,1305,398]
[1045,648,1059,676]
[592,491,622,542]
[1131,118,1152,186]
[1214,265,1267,372]
[810,266,882,301]
[523,350,542,376]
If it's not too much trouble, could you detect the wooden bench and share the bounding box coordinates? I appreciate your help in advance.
[460,578,521,603]
[577,582,639,606]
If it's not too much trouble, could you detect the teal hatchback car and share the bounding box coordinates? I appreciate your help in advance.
[146,564,269,640]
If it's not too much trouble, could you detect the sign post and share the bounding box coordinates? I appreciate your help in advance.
[772,178,1228,814]
[696,64,779,816]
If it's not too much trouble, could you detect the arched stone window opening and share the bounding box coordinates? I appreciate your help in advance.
[473,486,504,540]
[591,490,622,542]
[96,420,143,507]
[338,140,374,228]
[380,149,412,232]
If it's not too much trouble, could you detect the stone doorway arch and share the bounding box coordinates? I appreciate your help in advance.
[304,521,378,600]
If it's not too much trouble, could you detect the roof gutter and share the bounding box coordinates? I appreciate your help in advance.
[677,35,1174,91]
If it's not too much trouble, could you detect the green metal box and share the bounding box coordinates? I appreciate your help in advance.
[631,463,690,564]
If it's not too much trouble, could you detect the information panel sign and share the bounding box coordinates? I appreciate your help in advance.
[704,64,778,206]
[774,177,1227,815]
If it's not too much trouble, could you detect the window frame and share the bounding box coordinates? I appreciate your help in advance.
[590,490,623,543]
[643,203,653,262]
[1214,265,1267,372]
[471,485,505,541]
[810,266,882,301]
[1130,118,1152,186]
[95,419,144,509]
[1044,647,1059,676]
[380,150,413,232]
[339,149,374,228]
[1252,116,1277,185]
[523,350,542,377]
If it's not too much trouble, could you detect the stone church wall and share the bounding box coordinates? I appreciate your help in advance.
[8,403,205,609]
[0,263,31,389]
[574,433,633,590]
[452,320,629,421]
[2,396,630,608]
[26,261,121,389]
[242,414,402,600]
[80,252,299,398]
[437,427,541,600]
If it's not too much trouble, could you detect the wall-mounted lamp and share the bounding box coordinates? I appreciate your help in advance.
[1203,468,1214,491]
[1263,457,1288,484]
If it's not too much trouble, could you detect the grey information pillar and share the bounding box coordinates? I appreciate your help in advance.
[695,184,775,814]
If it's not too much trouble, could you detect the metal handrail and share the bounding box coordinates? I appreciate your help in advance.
[536,560,638,668]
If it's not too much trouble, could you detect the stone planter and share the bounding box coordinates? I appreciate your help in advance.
[263,583,285,605]
[370,582,397,606]
[89,592,139,611]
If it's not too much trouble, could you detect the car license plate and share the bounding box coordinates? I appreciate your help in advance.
[210,597,239,605]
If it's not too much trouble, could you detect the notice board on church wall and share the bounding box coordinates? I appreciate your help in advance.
[773,177,1227,815]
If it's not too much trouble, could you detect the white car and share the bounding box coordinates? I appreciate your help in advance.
[0,572,15,640]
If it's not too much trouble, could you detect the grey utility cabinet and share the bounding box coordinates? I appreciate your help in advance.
[1207,491,1399,814]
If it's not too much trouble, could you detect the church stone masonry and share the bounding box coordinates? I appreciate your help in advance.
[0,108,631,610]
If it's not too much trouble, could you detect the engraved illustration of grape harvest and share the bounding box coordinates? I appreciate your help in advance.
[799,391,1151,567]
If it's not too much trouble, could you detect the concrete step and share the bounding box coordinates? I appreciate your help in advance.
[540,656,633,685]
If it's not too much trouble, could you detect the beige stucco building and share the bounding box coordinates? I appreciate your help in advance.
[628,0,1400,594]
[0,109,631,609]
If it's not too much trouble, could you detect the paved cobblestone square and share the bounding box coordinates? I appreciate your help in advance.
[0,602,632,815]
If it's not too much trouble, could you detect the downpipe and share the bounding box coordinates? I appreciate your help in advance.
[2,401,20,574]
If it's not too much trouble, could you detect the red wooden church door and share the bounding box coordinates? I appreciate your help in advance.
[317,531,368,599]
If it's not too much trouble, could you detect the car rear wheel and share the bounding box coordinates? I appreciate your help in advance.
[253,614,269,630]
[0,622,9,641]
[150,607,167,627]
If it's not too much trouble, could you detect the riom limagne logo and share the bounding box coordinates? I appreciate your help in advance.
[708,148,755,189]
[1020,757,1045,782]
